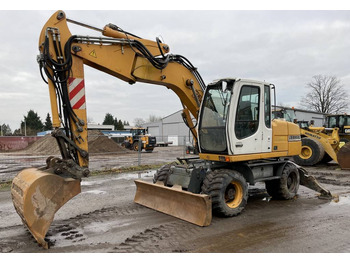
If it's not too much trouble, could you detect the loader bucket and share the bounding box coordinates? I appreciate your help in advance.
[11,168,81,249]
[337,142,350,170]
[134,180,212,226]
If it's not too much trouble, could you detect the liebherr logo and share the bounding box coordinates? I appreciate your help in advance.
[288,135,301,142]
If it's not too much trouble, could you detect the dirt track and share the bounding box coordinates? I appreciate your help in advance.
[1,147,350,253]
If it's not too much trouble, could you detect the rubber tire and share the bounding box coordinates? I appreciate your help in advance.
[153,163,173,184]
[265,163,300,200]
[201,169,248,217]
[293,137,325,166]
[133,141,140,151]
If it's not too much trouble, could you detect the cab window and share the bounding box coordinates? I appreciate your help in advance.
[235,85,260,139]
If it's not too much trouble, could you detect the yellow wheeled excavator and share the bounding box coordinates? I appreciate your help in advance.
[11,11,333,249]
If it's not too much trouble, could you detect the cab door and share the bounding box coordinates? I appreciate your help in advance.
[229,82,272,155]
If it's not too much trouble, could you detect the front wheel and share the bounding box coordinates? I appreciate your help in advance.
[202,169,248,217]
[265,163,300,200]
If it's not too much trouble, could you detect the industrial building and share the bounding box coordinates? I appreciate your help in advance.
[142,110,194,146]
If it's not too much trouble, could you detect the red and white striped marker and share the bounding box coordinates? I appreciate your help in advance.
[68,77,86,110]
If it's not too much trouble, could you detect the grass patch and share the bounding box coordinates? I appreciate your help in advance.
[0,181,12,191]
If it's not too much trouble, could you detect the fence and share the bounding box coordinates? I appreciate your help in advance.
[0,134,193,183]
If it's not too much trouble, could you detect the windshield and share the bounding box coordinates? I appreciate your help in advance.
[199,82,232,153]
[328,116,337,128]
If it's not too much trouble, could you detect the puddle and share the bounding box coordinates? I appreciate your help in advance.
[81,170,156,186]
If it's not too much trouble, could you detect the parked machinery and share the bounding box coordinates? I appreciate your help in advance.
[122,128,156,152]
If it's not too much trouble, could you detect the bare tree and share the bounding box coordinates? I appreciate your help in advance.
[300,75,349,114]
[133,117,146,127]
[147,114,162,123]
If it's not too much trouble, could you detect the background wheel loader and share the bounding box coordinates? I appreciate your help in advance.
[121,128,157,152]
[324,114,350,169]
[11,11,333,249]
[272,107,349,168]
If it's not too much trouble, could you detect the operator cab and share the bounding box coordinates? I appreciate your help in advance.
[198,78,273,156]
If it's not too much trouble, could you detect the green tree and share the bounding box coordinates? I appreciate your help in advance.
[102,113,115,125]
[114,117,118,130]
[21,110,44,136]
[44,113,53,131]
[116,120,124,130]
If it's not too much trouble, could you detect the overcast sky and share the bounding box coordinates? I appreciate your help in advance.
[1,4,350,131]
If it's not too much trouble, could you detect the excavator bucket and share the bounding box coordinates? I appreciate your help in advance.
[134,180,212,226]
[337,142,350,170]
[11,168,81,249]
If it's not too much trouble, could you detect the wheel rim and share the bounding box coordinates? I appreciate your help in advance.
[225,181,243,208]
[300,145,312,159]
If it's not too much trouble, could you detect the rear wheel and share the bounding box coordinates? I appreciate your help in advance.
[202,169,248,217]
[293,137,325,166]
[265,163,300,200]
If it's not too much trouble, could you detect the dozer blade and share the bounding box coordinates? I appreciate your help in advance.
[11,168,81,249]
[134,180,212,226]
[337,142,350,170]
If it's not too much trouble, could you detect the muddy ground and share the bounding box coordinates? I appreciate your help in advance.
[0,146,350,253]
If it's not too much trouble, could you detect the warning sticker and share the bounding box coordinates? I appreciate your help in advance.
[89,50,97,58]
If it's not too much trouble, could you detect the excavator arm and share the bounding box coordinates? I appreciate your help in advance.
[12,10,206,248]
